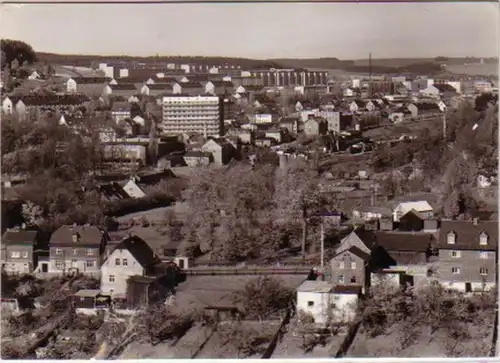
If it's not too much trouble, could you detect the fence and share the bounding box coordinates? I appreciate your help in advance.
[184,266,312,276]
[333,318,362,358]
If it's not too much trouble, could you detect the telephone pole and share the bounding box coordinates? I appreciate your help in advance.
[442,112,447,139]
[320,218,325,281]
[368,52,373,99]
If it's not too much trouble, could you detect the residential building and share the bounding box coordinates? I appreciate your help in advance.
[375,231,434,265]
[103,141,148,165]
[1,96,14,114]
[303,118,320,137]
[201,138,236,166]
[105,84,139,99]
[49,225,108,275]
[122,179,147,199]
[280,116,299,134]
[161,95,223,137]
[1,229,40,274]
[67,77,111,96]
[205,81,234,96]
[397,210,439,232]
[421,84,458,98]
[9,94,91,122]
[111,102,131,123]
[296,280,360,324]
[437,219,498,293]
[100,235,161,295]
[183,151,213,167]
[392,200,434,222]
[141,84,174,97]
[172,82,203,95]
[349,100,366,113]
[328,246,370,288]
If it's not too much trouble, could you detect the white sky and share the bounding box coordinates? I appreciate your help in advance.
[0,2,498,59]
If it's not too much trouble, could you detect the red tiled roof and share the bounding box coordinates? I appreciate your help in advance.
[50,225,104,246]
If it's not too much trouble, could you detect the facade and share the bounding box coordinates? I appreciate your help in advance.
[437,219,498,293]
[103,142,148,165]
[248,70,328,87]
[398,210,439,232]
[183,151,213,167]
[2,97,13,114]
[1,229,40,274]
[49,225,107,276]
[100,235,160,296]
[303,118,320,137]
[201,138,235,166]
[296,281,360,324]
[161,95,223,137]
[328,246,370,288]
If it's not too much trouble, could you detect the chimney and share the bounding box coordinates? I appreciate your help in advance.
[72,233,80,243]
[473,217,479,225]
[21,223,26,230]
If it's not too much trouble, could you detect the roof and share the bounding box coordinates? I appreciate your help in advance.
[145,83,174,90]
[74,289,101,297]
[335,245,371,261]
[50,225,103,245]
[412,102,440,111]
[209,80,234,88]
[112,235,160,268]
[13,94,90,106]
[395,200,433,213]
[178,81,203,88]
[375,231,434,252]
[332,285,362,294]
[297,280,334,293]
[356,206,393,217]
[433,83,457,93]
[110,84,138,91]
[400,209,433,221]
[353,100,366,107]
[2,230,38,245]
[70,77,111,84]
[128,275,156,284]
[184,151,212,158]
[438,220,498,251]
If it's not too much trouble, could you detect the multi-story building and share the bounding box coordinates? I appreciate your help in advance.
[246,69,328,87]
[1,228,41,274]
[437,219,498,293]
[48,225,108,276]
[161,95,223,137]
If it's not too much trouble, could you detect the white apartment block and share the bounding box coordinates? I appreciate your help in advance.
[161,96,222,137]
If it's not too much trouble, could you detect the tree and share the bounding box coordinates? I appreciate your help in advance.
[232,276,294,321]
[1,39,37,69]
[218,322,274,358]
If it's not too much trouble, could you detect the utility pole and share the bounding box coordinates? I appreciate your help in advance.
[320,218,325,281]
[442,112,447,139]
[369,52,373,99]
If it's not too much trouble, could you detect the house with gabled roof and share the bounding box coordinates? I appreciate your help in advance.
[397,209,439,232]
[374,231,435,265]
[140,83,174,97]
[100,235,162,296]
[1,228,41,274]
[328,245,370,290]
[392,200,434,222]
[349,99,366,113]
[172,82,203,95]
[437,218,498,293]
[205,80,234,95]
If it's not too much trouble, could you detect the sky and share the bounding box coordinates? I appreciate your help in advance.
[0,2,498,59]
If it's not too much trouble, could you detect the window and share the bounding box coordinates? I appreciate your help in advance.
[22,251,28,258]
[73,249,78,256]
[480,252,489,259]
[339,261,345,269]
[450,250,461,258]
[351,262,357,270]
[122,259,128,266]
[55,248,63,255]
[55,261,64,269]
[109,275,115,283]
[480,268,488,275]
[307,301,314,307]
[115,258,121,266]
[10,251,20,259]
[447,232,456,245]
[338,275,344,283]
[86,260,95,268]
[479,232,488,246]
[451,267,460,274]
[350,276,357,283]
[330,303,337,309]
[87,249,95,256]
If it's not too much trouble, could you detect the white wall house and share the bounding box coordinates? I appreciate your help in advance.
[122,179,146,199]
[100,236,158,296]
[296,281,359,325]
[28,71,40,80]
[2,97,13,114]
[393,201,434,222]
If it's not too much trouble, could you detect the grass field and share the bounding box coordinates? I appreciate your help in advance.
[173,275,306,311]
[347,318,495,358]
[272,321,344,358]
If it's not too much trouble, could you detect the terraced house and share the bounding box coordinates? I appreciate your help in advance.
[437,218,498,293]
[48,225,109,276]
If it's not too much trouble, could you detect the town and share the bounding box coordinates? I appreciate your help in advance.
[1,4,499,359]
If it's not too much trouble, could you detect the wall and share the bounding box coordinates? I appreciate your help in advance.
[331,293,358,322]
[201,141,223,165]
[4,245,33,273]
[297,291,332,324]
[49,246,100,274]
[329,252,366,287]
[100,249,144,295]
[438,249,496,291]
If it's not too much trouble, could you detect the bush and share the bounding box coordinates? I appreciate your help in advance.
[104,194,174,217]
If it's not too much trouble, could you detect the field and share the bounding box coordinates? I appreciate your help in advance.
[173,275,306,312]
[271,321,344,358]
[347,319,495,358]
[445,63,498,77]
